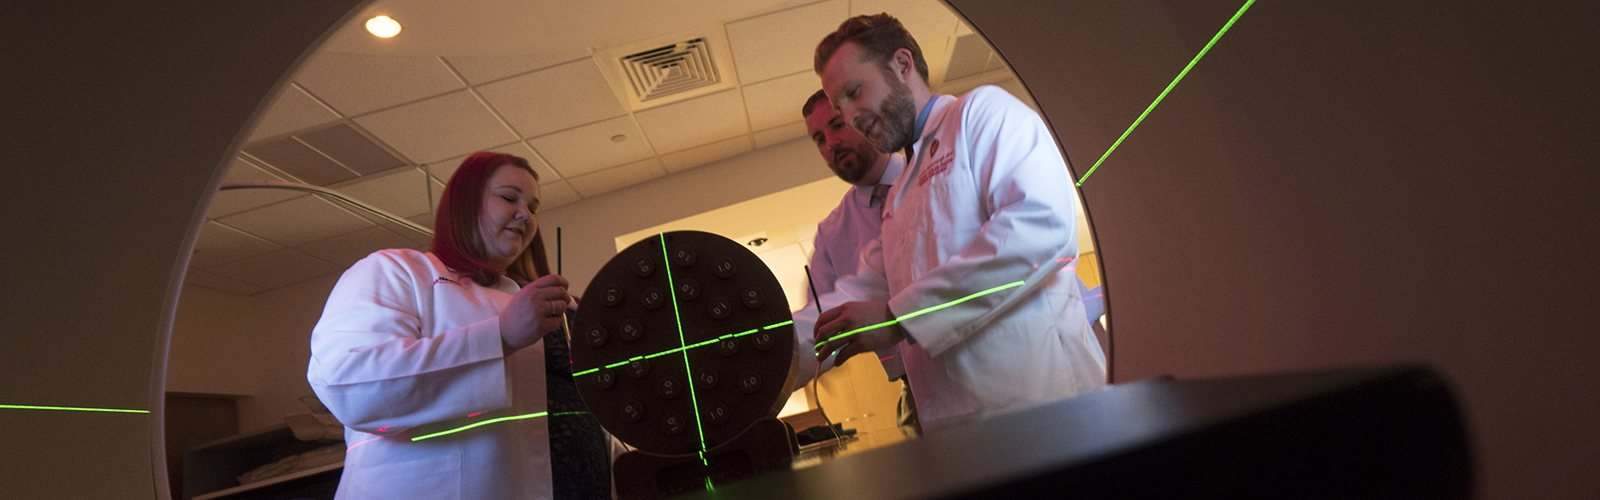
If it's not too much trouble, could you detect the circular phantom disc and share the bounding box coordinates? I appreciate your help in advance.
[571,231,797,456]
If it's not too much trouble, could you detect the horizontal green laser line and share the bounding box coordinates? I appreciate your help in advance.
[410,411,588,441]
[571,320,796,377]
[1,404,149,414]
[1075,0,1257,186]
[814,280,1026,350]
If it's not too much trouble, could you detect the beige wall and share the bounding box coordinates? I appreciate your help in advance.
[168,276,342,432]
[541,137,834,295]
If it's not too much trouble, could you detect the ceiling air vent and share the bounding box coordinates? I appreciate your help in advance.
[621,38,721,103]
[596,29,738,111]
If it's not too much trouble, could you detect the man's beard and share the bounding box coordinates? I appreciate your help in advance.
[873,69,919,154]
[830,140,879,184]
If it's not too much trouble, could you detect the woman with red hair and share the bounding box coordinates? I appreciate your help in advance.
[308,152,609,499]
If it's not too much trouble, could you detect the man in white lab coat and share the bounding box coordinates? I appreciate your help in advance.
[812,14,1107,432]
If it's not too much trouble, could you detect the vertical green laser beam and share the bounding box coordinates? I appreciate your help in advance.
[0,404,149,414]
[660,234,710,464]
[1075,0,1258,186]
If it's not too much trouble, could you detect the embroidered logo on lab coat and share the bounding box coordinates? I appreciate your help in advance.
[916,139,953,186]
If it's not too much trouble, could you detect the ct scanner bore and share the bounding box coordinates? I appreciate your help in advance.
[6,0,1598,498]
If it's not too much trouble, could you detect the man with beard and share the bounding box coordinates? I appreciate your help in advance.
[810,14,1106,433]
[789,89,920,433]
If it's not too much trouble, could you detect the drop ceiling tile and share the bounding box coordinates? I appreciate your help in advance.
[985,53,1009,73]
[753,122,809,149]
[633,89,748,154]
[849,0,961,42]
[208,158,304,218]
[527,117,653,178]
[444,49,590,85]
[476,59,627,138]
[243,136,358,186]
[945,34,994,81]
[298,225,420,269]
[184,268,267,296]
[726,0,848,83]
[993,78,1039,112]
[190,221,282,269]
[567,158,666,197]
[407,213,436,230]
[660,136,753,173]
[297,124,405,175]
[208,248,343,290]
[429,177,444,214]
[924,36,956,84]
[217,195,375,247]
[540,181,581,210]
[384,220,434,246]
[336,168,432,221]
[354,90,519,164]
[426,142,561,184]
[743,71,821,132]
[294,52,464,116]
[247,85,341,142]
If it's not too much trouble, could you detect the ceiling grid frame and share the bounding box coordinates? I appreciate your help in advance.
[189,0,1022,297]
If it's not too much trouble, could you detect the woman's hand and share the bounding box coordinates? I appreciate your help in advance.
[500,274,573,353]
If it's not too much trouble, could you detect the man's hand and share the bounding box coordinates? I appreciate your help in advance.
[813,301,904,364]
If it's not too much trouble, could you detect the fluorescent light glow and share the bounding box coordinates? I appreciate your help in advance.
[1075,0,1257,186]
[1,404,148,414]
[365,16,402,38]
[814,280,1027,351]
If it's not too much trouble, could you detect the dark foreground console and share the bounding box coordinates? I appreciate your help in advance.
[675,365,1473,499]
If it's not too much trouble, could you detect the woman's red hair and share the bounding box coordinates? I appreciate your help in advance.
[432,152,550,287]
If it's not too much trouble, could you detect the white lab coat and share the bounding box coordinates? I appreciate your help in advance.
[790,156,905,390]
[835,86,1107,433]
[307,249,552,500]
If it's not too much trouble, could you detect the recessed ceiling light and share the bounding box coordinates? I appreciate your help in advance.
[611,135,628,143]
[366,16,401,38]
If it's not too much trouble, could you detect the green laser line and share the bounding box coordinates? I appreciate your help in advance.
[572,321,795,377]
[705,476,715,491]
[0,404,149,414]
[661,234,711,465]
[409,411,589,441]
[814,280,1026,351]
[1075,0,1258,186]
